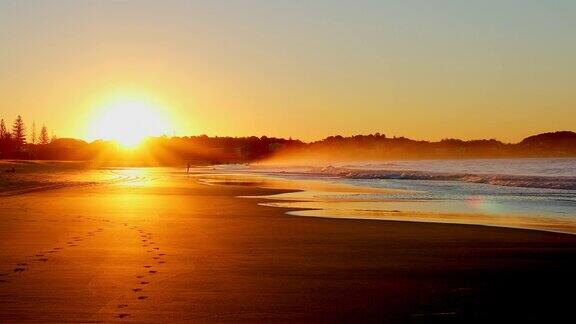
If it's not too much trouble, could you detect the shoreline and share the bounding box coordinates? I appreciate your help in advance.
[196,170,576,236]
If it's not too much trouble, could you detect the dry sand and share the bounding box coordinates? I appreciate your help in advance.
[1,167,576,322]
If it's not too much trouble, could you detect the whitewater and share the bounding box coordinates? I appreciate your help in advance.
[216,158,576,221]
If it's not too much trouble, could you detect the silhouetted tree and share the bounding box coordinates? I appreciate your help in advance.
[12,115,26,149]
[40,125,50,145]
[31,121,37,144]
[0,119,11,156]
[0,119,8,140]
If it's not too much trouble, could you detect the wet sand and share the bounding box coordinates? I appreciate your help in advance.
[1,168,576,322]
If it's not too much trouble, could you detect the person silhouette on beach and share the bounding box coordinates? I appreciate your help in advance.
[186,163,191,175]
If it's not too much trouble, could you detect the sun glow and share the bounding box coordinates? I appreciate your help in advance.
[87,97,172,148]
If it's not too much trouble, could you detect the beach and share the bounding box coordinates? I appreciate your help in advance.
[1,164,576,322]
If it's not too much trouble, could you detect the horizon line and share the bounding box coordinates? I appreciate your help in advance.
[62,129,576,146]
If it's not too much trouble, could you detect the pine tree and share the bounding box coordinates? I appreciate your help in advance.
[12,115,26,149]
[0,119,10,155]
[31,122,37,144]
[0,119,8,140]
[40,125,50,145]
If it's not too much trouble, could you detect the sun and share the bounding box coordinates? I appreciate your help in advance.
[88,97,171,148]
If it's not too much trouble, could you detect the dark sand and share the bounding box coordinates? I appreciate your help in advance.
[1,170,576,322]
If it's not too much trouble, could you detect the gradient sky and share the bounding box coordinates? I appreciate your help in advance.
[1,0,575,142]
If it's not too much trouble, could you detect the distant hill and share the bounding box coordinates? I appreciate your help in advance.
[519,131,576,154]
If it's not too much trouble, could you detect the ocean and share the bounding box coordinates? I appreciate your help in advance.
[214,158,576,232]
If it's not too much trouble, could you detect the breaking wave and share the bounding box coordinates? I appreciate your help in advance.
[314,166,576,190]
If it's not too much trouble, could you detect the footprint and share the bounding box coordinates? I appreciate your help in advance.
[136,275,145,279]
[35,254,44,257]
[149,270,157,274]
[158,253,166,256]
[17,263,28,266]
[153,247,159,250]
[143,265,152,269]
[35,258,48,262]
[152,257,159,260]
[14,267,25,273]
[137,296,149,300]
[117,313,130,319]
[132,288,143,292]
[118,304,128,308]
[139,281,149,285]
[158,261,166,264]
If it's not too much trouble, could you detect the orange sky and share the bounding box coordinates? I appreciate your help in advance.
[0,1,575,143]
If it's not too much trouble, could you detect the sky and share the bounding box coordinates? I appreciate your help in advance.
[0,0,575,143]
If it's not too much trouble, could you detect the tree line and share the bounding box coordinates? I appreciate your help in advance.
[0,115,53,158]
[1,120,575,162]
[269,131,576,161]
